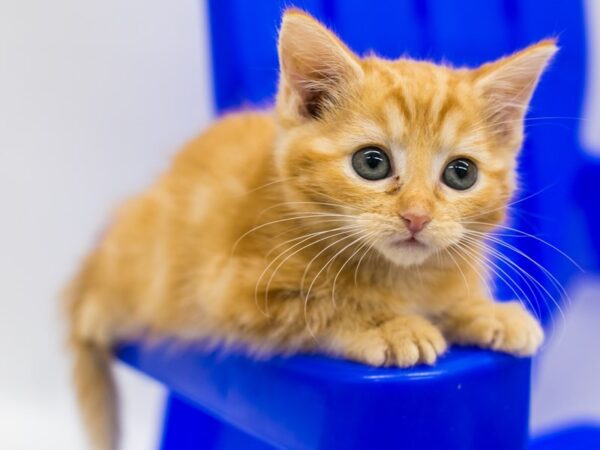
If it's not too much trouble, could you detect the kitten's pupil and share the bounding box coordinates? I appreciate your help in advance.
[366,153,382,169]
[453,161,469,178]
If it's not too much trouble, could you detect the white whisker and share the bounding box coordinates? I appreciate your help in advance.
[303,232,368,337]
[331,232,377,307]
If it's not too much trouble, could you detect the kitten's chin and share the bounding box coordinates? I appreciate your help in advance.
[376,237,435,267]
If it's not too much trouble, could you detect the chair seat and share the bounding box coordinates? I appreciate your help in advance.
[118,343,531,450]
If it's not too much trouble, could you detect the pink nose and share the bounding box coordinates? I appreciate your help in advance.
[401,213,431,234]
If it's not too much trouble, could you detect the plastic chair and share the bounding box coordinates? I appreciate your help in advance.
[118,1,600,448]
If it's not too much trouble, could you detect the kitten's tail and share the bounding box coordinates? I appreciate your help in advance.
[70,336,118,450]
[65,262,119,450]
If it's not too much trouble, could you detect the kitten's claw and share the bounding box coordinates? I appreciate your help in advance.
[447,301,544,356]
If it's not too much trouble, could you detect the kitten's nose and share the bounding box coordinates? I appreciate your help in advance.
[401,213,431,234]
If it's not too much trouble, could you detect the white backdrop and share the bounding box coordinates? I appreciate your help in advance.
[0,1,211,448]
[0,1,598,449]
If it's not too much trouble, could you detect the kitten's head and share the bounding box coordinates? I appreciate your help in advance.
[274,10,557,267]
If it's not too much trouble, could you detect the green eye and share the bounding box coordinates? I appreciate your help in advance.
[442,158,478,190]
[352,147,391,180]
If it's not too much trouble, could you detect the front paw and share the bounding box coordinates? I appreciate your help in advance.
[334,316,447,367]
[447,301,544,356]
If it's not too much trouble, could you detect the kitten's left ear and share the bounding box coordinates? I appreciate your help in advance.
[474,39,558,143]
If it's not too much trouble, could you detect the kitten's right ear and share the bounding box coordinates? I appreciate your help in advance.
[277,10,363,120]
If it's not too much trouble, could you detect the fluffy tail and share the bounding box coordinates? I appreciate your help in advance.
[66,256,119,450]
[71,336,119,450]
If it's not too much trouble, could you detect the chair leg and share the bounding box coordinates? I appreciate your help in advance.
[159,393,273,450]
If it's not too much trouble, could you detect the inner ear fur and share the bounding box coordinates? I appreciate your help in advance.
[277,10,363,119]
[474,39,558,142]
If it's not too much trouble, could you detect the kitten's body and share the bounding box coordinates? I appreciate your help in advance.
[67,11,556,450]
[70,111,460,350]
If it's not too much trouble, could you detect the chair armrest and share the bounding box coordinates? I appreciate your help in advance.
[118,343,531,450]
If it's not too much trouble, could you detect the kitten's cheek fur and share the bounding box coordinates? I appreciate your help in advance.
[442,301,544,356]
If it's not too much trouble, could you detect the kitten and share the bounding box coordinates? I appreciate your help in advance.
[66,9,556,450]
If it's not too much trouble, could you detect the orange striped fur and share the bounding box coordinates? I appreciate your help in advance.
[65,10,557,449]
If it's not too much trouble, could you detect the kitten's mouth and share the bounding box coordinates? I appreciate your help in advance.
[390,236,427,249]
[379,234,434,266]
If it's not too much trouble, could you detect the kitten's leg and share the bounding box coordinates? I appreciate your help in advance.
[320,315,447,367]
[440,299,544,356]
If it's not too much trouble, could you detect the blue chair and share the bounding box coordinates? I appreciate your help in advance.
[118,1,600,448]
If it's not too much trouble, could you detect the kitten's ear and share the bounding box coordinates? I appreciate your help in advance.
[277,10,363,120]
[474,39,558,142]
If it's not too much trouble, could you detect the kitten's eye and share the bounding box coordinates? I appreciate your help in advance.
[352,147,391,180]
[442,158,478,190]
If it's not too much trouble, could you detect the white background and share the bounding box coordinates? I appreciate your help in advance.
[0,1,599,448]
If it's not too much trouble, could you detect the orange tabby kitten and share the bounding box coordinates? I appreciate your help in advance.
[66,10,556,450]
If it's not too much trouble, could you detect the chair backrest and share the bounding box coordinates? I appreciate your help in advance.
[207,0,591,325]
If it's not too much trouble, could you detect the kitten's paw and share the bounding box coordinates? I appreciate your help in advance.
[340,316,447,367]
[448,301,544,356]
[379,316,448,367]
